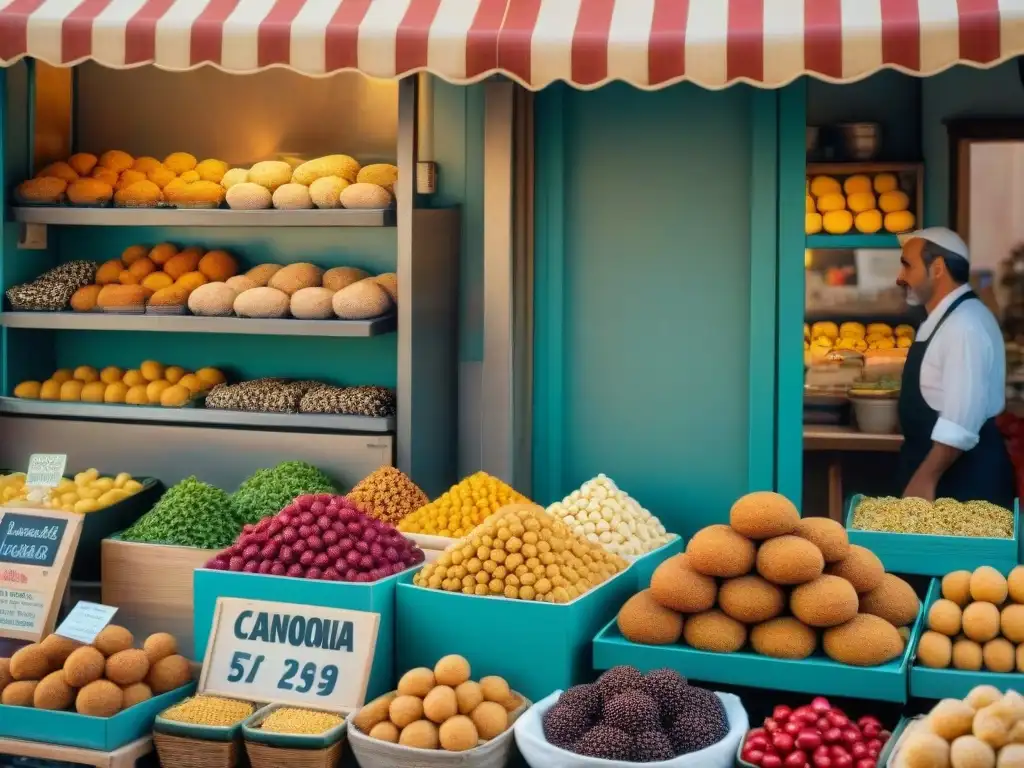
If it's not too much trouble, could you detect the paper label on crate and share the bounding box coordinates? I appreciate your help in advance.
[0,508,81,642]
[199,597,379,713]
[25,454,66,489]
[55,601,118,644]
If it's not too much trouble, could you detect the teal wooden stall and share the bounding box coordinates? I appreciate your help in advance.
[1,4,1023,533]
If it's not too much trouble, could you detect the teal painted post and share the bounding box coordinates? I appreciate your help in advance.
[532,84,566,505]
[748,89,778,492]
[776,81,807,505]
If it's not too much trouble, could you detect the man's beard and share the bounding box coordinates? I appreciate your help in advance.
[904,279,932,307]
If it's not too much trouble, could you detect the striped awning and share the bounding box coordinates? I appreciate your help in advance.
[0,0,1023,90]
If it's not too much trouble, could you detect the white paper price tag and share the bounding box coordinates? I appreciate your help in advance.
[25,454,67,489]
[199,597,379,712]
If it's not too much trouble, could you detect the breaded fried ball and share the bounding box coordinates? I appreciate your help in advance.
[10,644,50,680]
[434,655,471,687]
[983,638,1015,673]
[825,545,884,593]
[792,516,850,562]
[143,633,177,664]
[963,602,1001,643]
[950,736,995,768]
[40,634,80,667]
[791,575,859,627]
[756,535,824,585]
[898,732,950,767]
[917,631,952,668]
[718,575,785,624]
[617,590,684,644]
[971,566,1008,605]
[76,679,123,717]
[2,680,38,707]
[929,599,963,636]
[750,617,817,660]
[649,554,717,613]
[928,698,975,740]
[397,667,435,698]
[1000,604,1024,643]
[0,658,11,693]
[122,682,152,708]
[685,524,755,578]
[93,625,134,656]
[965,685,1003,711]
[146,654,191,694]
[63,646,105,688]
[942,570,973,607]
[953,638,983,671]
[822,614,903,666]
[34,670,75,710]
[859,573,921,627]
[728,491,799,540]
[683,610,747,653]
[1007,566,1024,604]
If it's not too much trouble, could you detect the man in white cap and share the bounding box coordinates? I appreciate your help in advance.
[895,227,1014,506]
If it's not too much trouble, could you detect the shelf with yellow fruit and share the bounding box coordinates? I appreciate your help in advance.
[12,153,398,227]
[4,363,395,433]
[805,162,922,248]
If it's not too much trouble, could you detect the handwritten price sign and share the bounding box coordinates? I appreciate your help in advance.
[199,597,379,711]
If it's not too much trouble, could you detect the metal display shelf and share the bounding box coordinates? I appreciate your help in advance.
[12,206,396,227]
[0,311,396,337]
[0,398,395,433]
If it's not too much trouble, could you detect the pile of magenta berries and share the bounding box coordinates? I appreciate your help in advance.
[206,493,425,582]
[740,696,891,768]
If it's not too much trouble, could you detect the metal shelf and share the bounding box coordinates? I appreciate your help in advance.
[806,234,901,249]
[12,206,395,227]
[0,398,395,433]
[0,312,396,337]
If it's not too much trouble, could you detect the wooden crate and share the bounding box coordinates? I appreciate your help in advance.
[101,539,216,660]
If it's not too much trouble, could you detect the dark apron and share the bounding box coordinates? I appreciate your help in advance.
[897,290,1016,508]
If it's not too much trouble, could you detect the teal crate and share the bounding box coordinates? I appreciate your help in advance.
[627,535,684,590]
[0,682,193,751]
[593,581,927,703]
[395,567,635,703]
[910,579,1024,699]
[193,567,406,701]
[846,494,1020,576]
[73,476,164,581]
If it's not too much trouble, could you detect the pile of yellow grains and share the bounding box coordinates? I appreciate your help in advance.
[160,695,255,727]
[259,707,345,735]
[851,496,1013,538]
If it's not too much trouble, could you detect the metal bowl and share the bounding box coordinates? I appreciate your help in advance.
[836,122,881,161]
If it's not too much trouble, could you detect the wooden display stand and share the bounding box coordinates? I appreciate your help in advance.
[0,735,152,768]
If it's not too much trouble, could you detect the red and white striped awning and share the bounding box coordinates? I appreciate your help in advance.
[0,0,1023,90]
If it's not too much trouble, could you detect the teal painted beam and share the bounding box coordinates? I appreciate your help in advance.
[531,84,566,504]
[748,89,778,492]
[776,80,807,505]
[806,234,900,249]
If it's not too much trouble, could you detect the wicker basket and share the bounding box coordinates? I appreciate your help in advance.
[154,731,241,768]
[245,739,343,768]
[347,694,529,768]
[154,701,253,768]
[242,703,348,768]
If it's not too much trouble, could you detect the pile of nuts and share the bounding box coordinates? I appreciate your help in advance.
[413,503,629,602]
[347,466,430,524]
